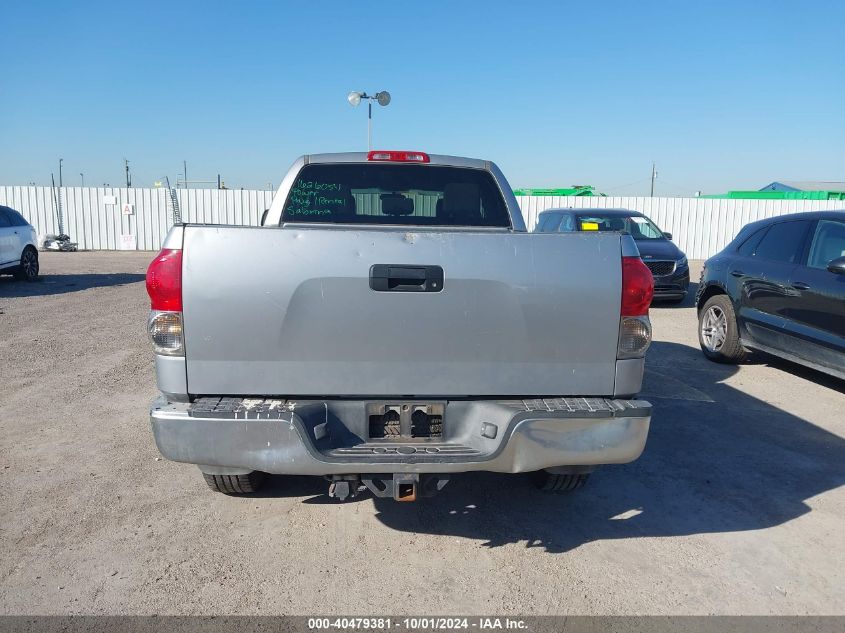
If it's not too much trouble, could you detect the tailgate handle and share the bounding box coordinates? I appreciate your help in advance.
[369,265,444,292]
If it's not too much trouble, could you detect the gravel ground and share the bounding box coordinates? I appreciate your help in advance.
[1,251,843,615]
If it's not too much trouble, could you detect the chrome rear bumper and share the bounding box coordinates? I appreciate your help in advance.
[150,396,651,475]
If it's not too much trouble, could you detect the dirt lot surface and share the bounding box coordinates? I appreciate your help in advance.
[1,251,843,615]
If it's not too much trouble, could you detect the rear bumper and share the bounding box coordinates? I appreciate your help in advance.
[150,396,652,475]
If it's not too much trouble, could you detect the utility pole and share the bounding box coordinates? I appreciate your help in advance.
[217,174,221,190]
[52,172,64,236]
[650,162,657,197]
[80,173,84,187]
[59,158,63,187]
[124,158,132,187]
[183,160,188,190]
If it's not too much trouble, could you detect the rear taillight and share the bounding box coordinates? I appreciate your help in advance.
[619,256,654,359]
[146,249,182,311]
[367,150,430,163]
[621,256,654,317]
[147,310,184,356]
[618,316,651,359]
[146,249,184,356]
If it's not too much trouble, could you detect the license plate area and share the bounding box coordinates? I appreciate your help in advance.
[366,403,445,439]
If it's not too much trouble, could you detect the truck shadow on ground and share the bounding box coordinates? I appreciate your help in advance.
[0,273,145,298]
[364,340,845,552]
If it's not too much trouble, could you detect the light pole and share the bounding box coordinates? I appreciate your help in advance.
[80,172,84,187]
[347,90,391,150]
[59,158,63,187]
[650,162,657,197]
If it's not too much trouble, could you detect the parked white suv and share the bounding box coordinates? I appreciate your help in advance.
[0,206,39,281]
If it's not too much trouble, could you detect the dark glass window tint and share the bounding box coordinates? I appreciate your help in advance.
[537,214,561,232]
[737,227,768,256]
[281,164,510,228]
[753,220,812,264]
[5,208,29,226]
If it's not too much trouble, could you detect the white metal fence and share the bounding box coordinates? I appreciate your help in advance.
[518,196,841,259]
[0,186,274,251]
[1,185,840,259]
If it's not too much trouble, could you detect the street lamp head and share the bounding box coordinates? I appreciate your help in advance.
[375,91,391,106]
[347,91,363,107]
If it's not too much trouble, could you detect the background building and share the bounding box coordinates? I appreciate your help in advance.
[703,181,845,200]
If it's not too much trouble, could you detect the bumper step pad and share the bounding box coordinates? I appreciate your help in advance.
[189,397,292,419]
[326,443,480,459]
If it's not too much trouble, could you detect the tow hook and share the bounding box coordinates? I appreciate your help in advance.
[327,475,362,501]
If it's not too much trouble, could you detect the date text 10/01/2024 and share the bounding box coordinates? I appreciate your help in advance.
[307,617,528,630]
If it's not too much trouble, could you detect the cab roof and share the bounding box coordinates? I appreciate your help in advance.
[305,152,492,170]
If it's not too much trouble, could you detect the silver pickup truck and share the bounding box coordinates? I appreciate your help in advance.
[146,150,654,501]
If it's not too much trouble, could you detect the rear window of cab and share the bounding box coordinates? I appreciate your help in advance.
[281,163,511,228]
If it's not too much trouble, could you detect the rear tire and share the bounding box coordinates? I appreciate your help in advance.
[203,471,265,494]
[533,470,590,493]
[13,247,39,282]
[698,294,747,363]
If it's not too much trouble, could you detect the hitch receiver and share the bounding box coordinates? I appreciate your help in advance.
[361,473,450,501]
[395,474,417,502]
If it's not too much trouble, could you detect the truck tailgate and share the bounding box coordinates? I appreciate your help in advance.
[181,226,622,397]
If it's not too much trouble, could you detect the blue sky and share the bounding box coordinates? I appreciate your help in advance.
[1,0,843,195]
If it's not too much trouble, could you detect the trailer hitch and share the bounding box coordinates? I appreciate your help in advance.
[361,473,450,501]
[395,474,417,502]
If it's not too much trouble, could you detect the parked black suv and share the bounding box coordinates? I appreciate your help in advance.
[696,211,845,380]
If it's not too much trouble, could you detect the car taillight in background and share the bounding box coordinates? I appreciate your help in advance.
[367,150,430,163]
[618,256,654,359]
[146,249,184,356]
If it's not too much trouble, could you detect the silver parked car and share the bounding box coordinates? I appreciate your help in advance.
[0,205,39,281]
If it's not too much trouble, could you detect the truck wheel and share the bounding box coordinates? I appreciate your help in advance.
[13,247,39,282]
[203,471,265,494]
[698,294,747,363]
[533,470,590,493]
